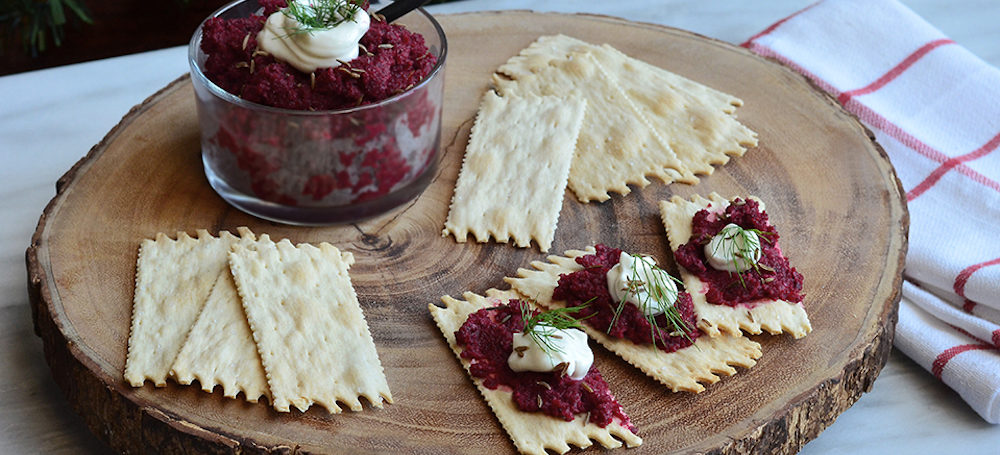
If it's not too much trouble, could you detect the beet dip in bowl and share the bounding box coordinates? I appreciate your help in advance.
[189,0,446,225]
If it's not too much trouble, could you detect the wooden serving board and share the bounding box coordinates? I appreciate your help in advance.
[27,11,906,455]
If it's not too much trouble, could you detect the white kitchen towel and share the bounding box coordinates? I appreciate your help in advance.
[744,0,1000,423]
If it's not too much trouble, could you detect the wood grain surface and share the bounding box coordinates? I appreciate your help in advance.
[26,11,907,454]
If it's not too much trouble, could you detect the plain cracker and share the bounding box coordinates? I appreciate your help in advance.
[442,91,585,252]
[170,269,269,403]
[124,227,256,387]
[429,288,642,455]
[494,49,689,202]
[658,193,812,338]
[229,235,391,413]
[505,247,761,393]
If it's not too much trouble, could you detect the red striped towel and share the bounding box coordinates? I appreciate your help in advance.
[744,0,1000,423]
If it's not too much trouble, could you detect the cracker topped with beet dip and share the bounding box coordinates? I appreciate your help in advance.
[429,289,642,455]
[659,193,812,339]
[200,0,437,110]
[505,246,762,394]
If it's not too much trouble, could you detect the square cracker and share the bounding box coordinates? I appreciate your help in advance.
[171,269,269,403]
[228,235,391,413]
[428,288,642,455]
[658,193,812,338]
[505,247,761,393]
[494,48,689,202]
[510,35,757,177]
[124,227,256,387]
[442,91,586,252]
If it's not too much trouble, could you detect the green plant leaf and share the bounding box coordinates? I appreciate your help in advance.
[49,0,65,26]
[62,0,93,23]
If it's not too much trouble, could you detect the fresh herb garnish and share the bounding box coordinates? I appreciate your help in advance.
[608,254,692,348]
[519,302,591,356]
[281,0,366,35]
[710,223,774,288]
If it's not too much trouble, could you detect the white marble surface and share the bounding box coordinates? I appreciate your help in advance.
[2,0,998,453]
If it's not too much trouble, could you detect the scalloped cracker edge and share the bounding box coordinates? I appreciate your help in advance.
[494,34,757,202]
[442,91,585,252]
[171,268,269,403]
[429,288,642,455]
[229,235,391,413]
[505,247,761,393]
[658,193,812,338]
[124,227,256,387]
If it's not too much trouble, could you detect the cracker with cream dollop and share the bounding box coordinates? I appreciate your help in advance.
[505,247,762,393]
[658,193,812,338]
[442,91,585,252]
[494,35,757,202]
[429,288,642,455]
[170,269,269,403]
[124,227,256,387]
[228,235,392,413]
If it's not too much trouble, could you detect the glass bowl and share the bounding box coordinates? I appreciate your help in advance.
[188,0,446,225]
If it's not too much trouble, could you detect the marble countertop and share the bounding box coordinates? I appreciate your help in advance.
[2,0,998,453]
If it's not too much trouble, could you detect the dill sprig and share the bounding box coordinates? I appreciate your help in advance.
[281,0,366,35]
[710,223,774,288]
[519,302,591,356]
[607,255,692,348]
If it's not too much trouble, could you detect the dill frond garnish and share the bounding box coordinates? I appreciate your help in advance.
[607,254,692,348]
[519,302,591,356]
[708,223,774,288]
[281,0,366,35]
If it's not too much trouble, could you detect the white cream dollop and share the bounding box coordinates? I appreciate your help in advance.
[508,325,593,381]
[256,0,370,73]
[704,223,762,273]
[606,251,678,317]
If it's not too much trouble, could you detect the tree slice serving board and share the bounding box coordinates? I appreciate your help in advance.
[27,10,906,455]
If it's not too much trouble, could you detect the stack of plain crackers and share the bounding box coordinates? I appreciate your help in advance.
[443,35,758,252]
[123,227,392,414]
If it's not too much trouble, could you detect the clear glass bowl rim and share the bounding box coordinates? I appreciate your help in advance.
[187,0,448,116]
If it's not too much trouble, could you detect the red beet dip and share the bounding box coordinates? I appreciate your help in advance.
[674,199,804,306]
[455,300,634,430]
[195,0,442,208]
[200,0,437,110]
[552,244,700,353]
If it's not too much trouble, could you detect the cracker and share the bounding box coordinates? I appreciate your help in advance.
[429,289,642,455]
[505,247,761,393]
[511,35,756,176]
[170,269,269,403]
[442,91,585,252]
[124,227,256,387]
[495,35,758,202]
[494,47,689,202]
[587,44,757,174]
[658,193,812,338]
[229,235,391,413]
